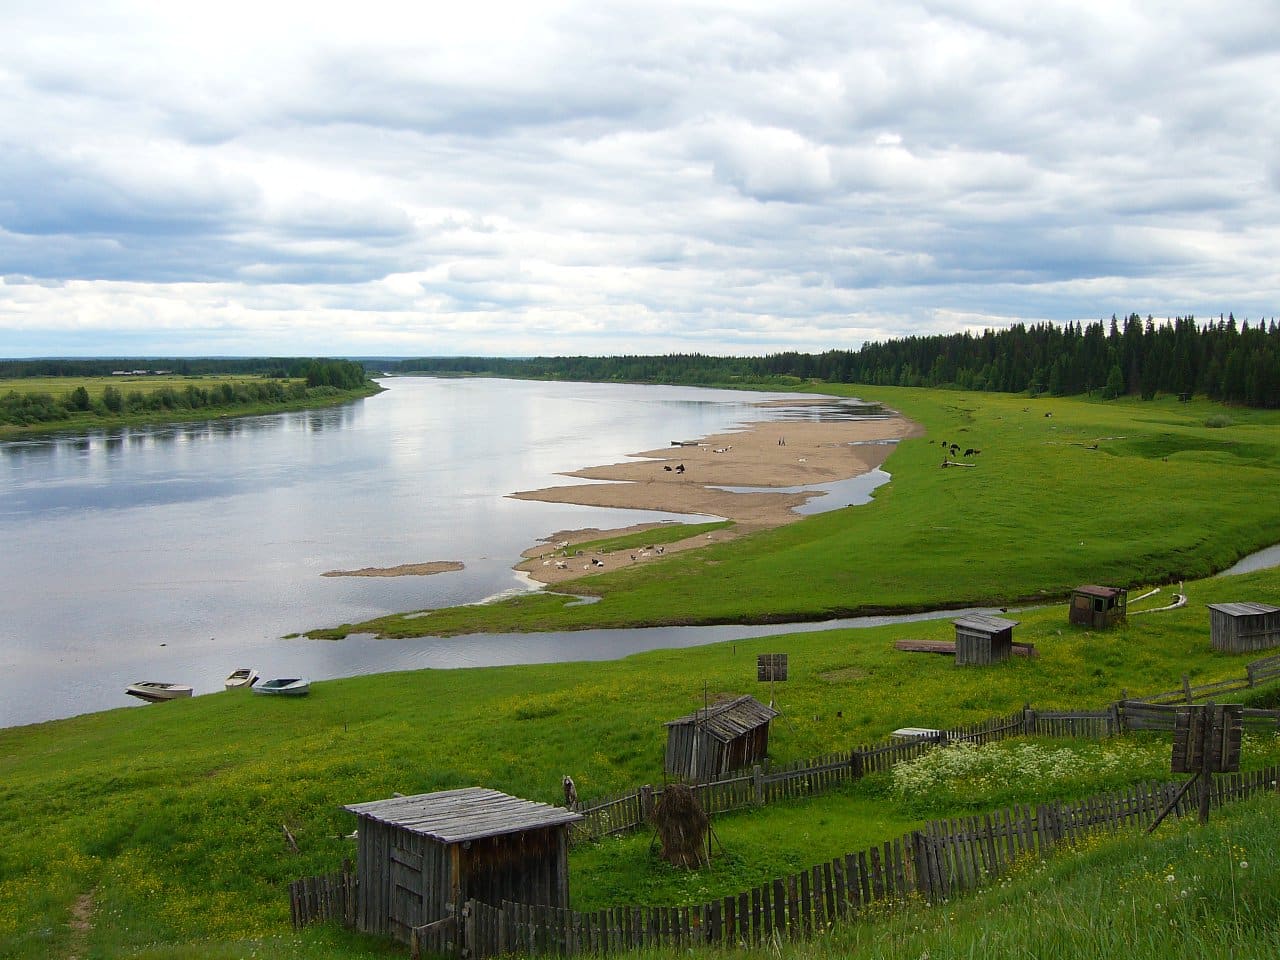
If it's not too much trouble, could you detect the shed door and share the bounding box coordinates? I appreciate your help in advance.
[389,844,425,937]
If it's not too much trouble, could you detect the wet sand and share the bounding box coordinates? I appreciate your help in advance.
[513,400,921,584]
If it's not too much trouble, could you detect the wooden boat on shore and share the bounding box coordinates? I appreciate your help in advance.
[125,681,194,703]
[224,667,259,690]
[253,677,311,697]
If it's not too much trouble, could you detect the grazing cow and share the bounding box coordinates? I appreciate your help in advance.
[964,448,981,457]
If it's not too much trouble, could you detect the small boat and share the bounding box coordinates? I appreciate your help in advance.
[253,677,311,697]
[224,667,260,690]
[125,681,194,703]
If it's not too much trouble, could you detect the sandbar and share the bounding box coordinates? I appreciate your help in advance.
[513,399,920,584]
[323,561,465,578]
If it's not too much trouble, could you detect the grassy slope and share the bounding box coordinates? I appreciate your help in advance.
[2,561,1279,957]
[314,387,1280,638]
[4,382,1280,958]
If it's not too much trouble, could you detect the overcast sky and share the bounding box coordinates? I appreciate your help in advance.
[2,1,1278,358]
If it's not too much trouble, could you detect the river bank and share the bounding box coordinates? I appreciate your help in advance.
[511,399,921,584]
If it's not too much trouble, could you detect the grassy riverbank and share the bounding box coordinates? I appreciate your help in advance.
[2,560,1279,958]
[0,374,382,439]
[311,386,1280,639]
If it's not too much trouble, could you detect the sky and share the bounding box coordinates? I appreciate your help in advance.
[2,0,1278,358]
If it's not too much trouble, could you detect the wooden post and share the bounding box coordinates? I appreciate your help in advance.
[639,785,655,824]
[752,765,764,806]
[1022,703,1034,735]
[1182,673,1193,704]
[850,749,865,779]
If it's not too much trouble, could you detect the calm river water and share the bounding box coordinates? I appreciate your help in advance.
[1,377,916,728]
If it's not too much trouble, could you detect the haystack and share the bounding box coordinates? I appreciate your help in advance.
[651,782,709,868]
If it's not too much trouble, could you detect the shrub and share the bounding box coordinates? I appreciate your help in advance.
[1205,414,1234,428]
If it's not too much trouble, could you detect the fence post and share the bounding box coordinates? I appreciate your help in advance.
[1022,703,1034,736]
[910,830,933,902]
[1182,674,1193,704]
[752,765,764,806]
[639,785,655,824]
[850,749,865,779]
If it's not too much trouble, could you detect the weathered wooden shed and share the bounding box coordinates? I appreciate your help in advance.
[1070,585,1128,629]
[664,694,779,782]
[1208,602,1280,653]
[343,787,582,943]
[953,614,1019,666]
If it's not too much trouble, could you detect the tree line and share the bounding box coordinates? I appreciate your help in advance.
[1,359,374,428]
[0,357,369,389]
[390,314,1279,407]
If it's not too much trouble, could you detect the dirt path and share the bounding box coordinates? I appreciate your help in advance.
[67,890,94,960]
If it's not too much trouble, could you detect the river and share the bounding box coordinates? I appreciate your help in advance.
[0,377,900,728]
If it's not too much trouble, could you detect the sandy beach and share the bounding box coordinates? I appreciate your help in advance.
[513,400,921,584]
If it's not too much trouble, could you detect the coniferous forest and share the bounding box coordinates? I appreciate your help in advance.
[392,313,1280,408]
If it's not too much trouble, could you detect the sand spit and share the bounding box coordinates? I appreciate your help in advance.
[323,561,465,578]
[513,401,920,584]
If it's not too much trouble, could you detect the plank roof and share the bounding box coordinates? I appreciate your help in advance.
[664,694,779,742]
[1207,602,1280,618]
[953,614,1019,634]
[343,787,582,843]
[1075,585,1124,598]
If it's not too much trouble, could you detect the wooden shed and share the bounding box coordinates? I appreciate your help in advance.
[344,787,582,943]
[1208,602,1280,653]
[953,614,1019,666]
[1070,585,1128,629]
[664,694,779,782]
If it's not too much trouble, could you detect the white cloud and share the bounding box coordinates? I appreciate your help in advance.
[2,0,1278,357]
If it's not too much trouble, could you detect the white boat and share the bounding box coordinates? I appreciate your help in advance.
[253,677,311,697]
[224,667,260,690]
[125,681,194,703]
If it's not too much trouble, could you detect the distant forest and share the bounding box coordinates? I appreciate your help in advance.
[390,313,1280,408]
[0,357,368,389]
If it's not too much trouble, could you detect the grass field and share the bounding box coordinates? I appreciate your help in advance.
[311,386,1280,639]
[4,382,1280,959]
[2,559,1279,958]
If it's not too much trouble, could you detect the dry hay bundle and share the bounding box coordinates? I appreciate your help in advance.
[651,783,709,868]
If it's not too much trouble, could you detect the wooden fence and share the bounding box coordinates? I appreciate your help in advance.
[409,765,1280,958]
[566,649,1280,845]
[289,867,357,930]
[293,650,1280,943]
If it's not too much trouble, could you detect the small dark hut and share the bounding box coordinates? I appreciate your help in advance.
[344,787,582,943]
[1069,585,1128,629]
[1208,602,1280,653]
[953,614,1019,666]
[664,694,778,782]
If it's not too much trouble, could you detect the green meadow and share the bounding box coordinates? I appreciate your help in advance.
[4,560,1280,959]
[4,383,1280,959]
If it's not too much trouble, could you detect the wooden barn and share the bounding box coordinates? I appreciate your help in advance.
[1069,585,1128,629]
[664,694,779,782]
[953,614,1019,666]
[343,787,582,943]
[1208,602,1280,653]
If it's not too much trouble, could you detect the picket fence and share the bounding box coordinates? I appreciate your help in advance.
[406,765,1280,959]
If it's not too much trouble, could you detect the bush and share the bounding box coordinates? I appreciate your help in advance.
[1205,414,1234,428]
